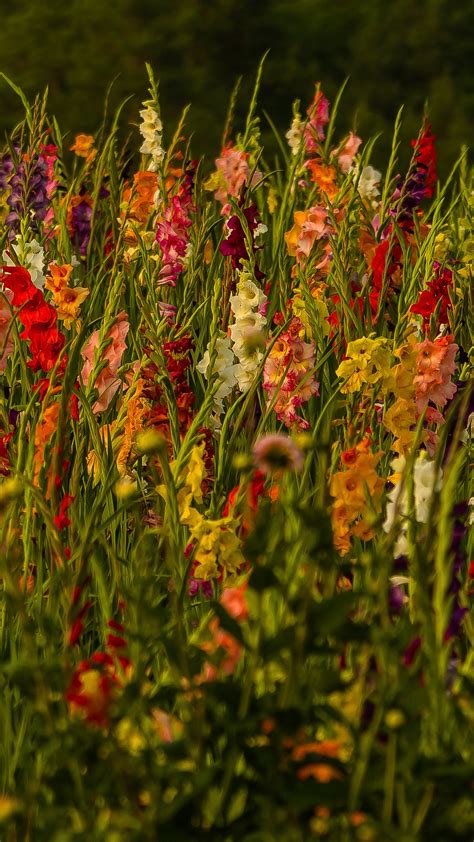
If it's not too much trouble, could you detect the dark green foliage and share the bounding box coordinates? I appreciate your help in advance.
[0,0,472,174]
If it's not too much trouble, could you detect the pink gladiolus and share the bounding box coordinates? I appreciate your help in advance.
[211,145,261,216]
[304,86,330,152]
[81,311,129,413]
[156,195,192,287]
[335,132,362,173]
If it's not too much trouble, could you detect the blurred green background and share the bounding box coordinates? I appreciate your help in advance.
[0,0,472,175]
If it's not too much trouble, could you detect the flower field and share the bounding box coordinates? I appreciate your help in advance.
[0,64,473,840]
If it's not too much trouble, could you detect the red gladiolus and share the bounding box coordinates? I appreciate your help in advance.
[410,264,453,329]
[54,494,74,530]
[106,619,127,650]
[223,470,267,535]
[65,651,130,727]
[411,123,437,199]
[0,265,66,373]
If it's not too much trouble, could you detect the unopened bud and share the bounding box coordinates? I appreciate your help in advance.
[232,453,253,471]
[114,478,138,499]
[136,429,167,456]
[0,478,23,508]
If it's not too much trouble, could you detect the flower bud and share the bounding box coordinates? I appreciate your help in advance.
[136,429,167,456]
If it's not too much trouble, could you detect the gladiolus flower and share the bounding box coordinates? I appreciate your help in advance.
[333,132,362,173]
[81,311,129,413]
[285,206,331,265]
[220,582,249,621]
[414,335,458,411]
[70,134,96,161]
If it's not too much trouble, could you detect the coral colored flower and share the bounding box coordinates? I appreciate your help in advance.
[70,134,96,161]
[33,401,60,485]
[305,160,339,202]
[338,133,362,173]
[263,318,319,430]
[205,144,261,216]
[156,195,192,286]
[292,739,344,783]
[121,170,159,230]
[45,262,89,329]
[201,617,242,680]
[81,311,129,413]
[414,335,458,411]
[155,161,196,286]
[220,582,248,621]
[297,763,343,782]
[285,206,331,265]
[330,441,384,554]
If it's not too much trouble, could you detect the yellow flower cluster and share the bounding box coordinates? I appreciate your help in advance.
[381,331,419,455]
[330,440,384,555]
[174,443,206,529]
[336,336,392,394]
[290,284,330,339]
[190,516,244,581]
[171,443,245,580]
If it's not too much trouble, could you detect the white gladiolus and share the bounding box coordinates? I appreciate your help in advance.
[229,312,266,346]
[197,335,239,413]
[356,165,382,205]
[139,106,164,172]
[229,269,267,394]
[383,454,443,557]
[229,278,265,316]
[3,237,45,289]
[286,112,303,156]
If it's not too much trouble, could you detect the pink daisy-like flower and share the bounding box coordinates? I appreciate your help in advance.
[253,433,305,474]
